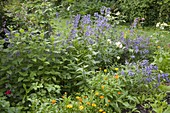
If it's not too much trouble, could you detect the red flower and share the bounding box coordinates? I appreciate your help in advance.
[5,90,11,95]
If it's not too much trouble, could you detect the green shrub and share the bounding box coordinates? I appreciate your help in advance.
[57,0,117,18]
[117,0,170,26]
[153,48,170,74]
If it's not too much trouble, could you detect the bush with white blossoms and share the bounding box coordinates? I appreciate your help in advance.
[156,22,170,30]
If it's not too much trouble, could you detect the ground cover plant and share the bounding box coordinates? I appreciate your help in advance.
[0,1,170,113]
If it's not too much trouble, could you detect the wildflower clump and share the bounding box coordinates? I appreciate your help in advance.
[66,104,73,109]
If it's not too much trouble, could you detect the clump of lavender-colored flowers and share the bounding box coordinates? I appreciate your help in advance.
[121,60,169,87]
[69,6,111,42]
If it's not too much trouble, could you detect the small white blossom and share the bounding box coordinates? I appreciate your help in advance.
[156,22,160,27]
[115,41,123,48]
[106,14,111,18]
[67,5,71,11]
[117,56,120,60]
[115,11,120,16]
[162,22,168,26]
[107,39,112,44]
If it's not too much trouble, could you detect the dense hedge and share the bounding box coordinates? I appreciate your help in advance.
[117,0,170,25]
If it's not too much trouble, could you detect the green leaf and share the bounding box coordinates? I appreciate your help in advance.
[30,71,36,77]
[19,72,28,76]
[38,66,44,70]
[18,77,24,82]
[44,61,50,65]
[159,57,163,62]
[32,58,37,62]
[163,105,170,113]
[122,102,131,108]
[7,70,12,75]
[19,28,25,33]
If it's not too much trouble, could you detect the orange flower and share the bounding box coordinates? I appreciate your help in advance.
[114,74,119,79]
[79,98,82,102]
[100,95,104,99]
[118,92,121,95]
[108,100,111,102]
[51,100,56,104]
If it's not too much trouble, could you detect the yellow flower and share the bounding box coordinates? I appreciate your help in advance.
[95,92,99,96]
[100,95,104,99]
[102,112,106,113]
[104,69,107,73]
[157,46,160,49]
[86,102,91,105]
[51,100,56,104]
[79,105,84,110]
[104,77,108,80]
[105,104,108,106]
[101,85,104,90]
[99,109,103,112]
[66,104,73,109]
[124,33,127,38]
[92,103,97,107]
[76,96,80,99]
[114,68,119,71]
[84,96,88,98]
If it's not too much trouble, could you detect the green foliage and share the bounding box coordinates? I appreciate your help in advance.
[153,48,170,73]
[0,0,170,112]
[27,70,168,112]
[117,0,170,26]
[57,0,116,18]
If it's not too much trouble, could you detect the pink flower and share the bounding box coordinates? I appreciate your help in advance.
[141,18,145,21]
[5,90,11,95]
